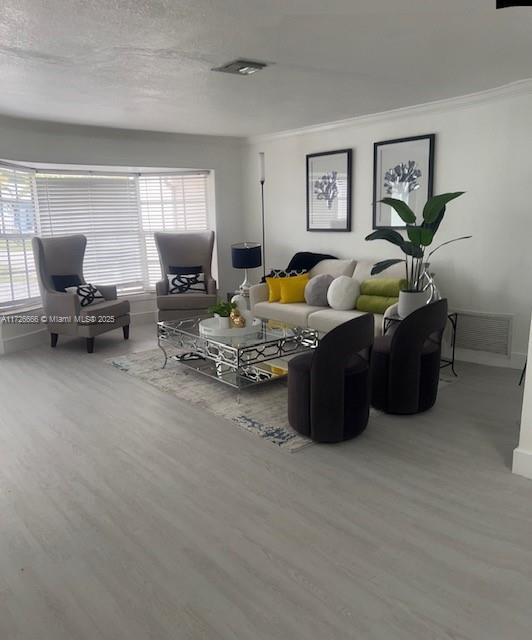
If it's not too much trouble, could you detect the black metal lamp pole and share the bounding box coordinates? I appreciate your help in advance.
[259,152,266,279]
[260,178,265,279]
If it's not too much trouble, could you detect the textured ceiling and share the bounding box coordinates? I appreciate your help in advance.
[0,0,531,136]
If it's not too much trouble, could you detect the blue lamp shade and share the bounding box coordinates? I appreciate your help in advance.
[231,243,262,269]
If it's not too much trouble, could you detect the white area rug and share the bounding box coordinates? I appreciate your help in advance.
[107,349,313,453]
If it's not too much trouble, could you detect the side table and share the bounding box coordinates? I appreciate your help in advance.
[383,311,458,377]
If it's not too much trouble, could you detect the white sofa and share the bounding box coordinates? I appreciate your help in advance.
[249,258,404,336]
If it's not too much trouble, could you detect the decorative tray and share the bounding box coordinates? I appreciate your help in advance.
[199,316,262,338]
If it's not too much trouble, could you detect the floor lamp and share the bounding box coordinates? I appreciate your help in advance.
[259,152,266,279]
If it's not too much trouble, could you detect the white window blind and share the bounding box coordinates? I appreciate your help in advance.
[0,166,211,309]
[138,173,210,286]
[36,173,144,290]
[0,166,39,308]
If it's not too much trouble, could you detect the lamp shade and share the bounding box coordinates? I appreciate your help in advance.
[231,242,262,269]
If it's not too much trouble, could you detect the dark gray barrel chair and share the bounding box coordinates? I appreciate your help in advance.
[32,235,130,353]
[370,299,448,414]
[288,314,375,443]
[154,231,217,321]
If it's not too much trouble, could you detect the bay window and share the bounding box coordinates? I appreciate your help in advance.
[0,163,211,309]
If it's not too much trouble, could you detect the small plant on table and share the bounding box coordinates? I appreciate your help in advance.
[208,301,236,317]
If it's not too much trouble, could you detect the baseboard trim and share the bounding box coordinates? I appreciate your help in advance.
[130,309,157,325]
[455,348,526,371]
[0,326,47,354]
[513,447,532,480]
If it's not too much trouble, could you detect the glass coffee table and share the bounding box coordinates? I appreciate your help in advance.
[157,316,319,390]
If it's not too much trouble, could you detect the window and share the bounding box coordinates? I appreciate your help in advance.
[138,173,209,286]
[0,165,39,308]
[36,173,144,289]
[0,164,211,309]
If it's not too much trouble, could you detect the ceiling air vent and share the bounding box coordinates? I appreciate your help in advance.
[212,59,268,76]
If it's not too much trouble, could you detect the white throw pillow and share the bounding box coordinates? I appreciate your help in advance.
[327,276,360,311]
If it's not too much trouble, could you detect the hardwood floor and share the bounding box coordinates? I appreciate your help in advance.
[0,324,530,640]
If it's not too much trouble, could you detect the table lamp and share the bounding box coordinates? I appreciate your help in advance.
[231,242,262,297]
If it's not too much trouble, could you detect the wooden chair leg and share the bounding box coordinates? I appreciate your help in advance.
[86,337,95,354]
[50,333,58,348]
[123,325,130,340]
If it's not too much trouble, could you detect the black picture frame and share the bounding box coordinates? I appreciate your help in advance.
[306,148,352,232]
[373,134,435,230]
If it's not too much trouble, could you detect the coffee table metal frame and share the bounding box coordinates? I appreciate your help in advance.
[157,317,319,390]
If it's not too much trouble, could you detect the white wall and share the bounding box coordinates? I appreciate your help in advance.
[514,317,532,479]
[0,114,245,294]
[2,84,532,361]
[242,84,532,365]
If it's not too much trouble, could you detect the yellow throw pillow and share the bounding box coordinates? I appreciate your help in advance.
[266,276,283,302]
[279,274,309,304]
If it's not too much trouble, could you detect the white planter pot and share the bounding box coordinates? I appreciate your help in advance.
[214,314,231,329]
[398,289,431,318]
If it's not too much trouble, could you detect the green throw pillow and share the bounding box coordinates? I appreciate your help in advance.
[360,278,406,298]
[356,295,398,315]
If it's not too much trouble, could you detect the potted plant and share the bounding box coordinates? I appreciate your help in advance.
[208,301,236,329]
[366,192,470,318]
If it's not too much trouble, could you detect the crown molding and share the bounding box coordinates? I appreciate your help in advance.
[247,78,532,144]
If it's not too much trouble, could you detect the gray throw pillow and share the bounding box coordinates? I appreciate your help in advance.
[304,274,334,306]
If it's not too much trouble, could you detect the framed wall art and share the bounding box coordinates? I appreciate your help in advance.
[373,134,435,229]
[306,148,352,232]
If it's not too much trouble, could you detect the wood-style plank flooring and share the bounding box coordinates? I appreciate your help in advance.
[0,324,530,640]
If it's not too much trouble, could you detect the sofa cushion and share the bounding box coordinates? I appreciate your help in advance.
[308,308,367,333]
[266,272,307,301]
[305,274,334,306]
[265,276,283,302]
[78,297,130,321]
[356,295,398,314]
[52,274,82,292]
[270,268,308,278]
[253,301,324,326]
[157,293,217,311]
[327,276,360,310]
[308,308,384,335]
[309,259,356,279]
[279,274,309,303]
[353,259,405,283]
[360,278,406,297]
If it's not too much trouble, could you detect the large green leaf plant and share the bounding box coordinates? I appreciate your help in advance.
[366,192,470,292]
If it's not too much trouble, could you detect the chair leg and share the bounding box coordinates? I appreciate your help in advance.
[123,325,130,340]
[50,333,58,348]
[86,338,95,354]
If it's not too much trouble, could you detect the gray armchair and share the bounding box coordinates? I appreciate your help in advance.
[32,235,131,353]
[154,231,217,321]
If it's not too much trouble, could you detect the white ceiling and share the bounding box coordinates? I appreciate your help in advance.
[1,0,531,137]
